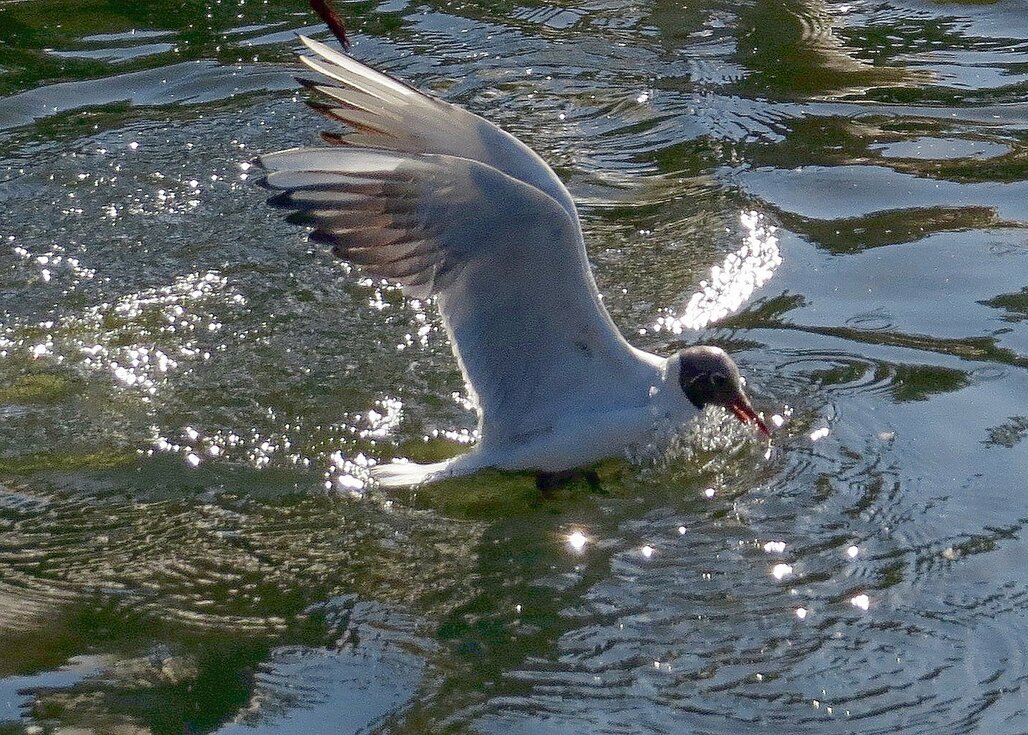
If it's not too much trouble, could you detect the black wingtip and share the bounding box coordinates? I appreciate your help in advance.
[309,230,338,247]
[285,210,321,226]
[294,76,322,92]
[320,131,354,146]
[265,191,294,208]
[250,155,266,170]
[306,100,340,117]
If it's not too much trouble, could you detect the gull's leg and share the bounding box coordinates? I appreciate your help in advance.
[583,469,605,494]
[536,470,575,494]
[536,469,605,495]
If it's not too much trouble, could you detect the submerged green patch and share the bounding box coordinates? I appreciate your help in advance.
[0,448,135,474]
[0,372,73,404]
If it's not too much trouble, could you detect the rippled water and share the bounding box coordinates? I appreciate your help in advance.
[1,0,1026,732]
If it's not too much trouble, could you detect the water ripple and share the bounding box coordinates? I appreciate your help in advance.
[1,0,1027,732]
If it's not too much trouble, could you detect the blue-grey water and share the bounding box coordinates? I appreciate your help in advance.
[1,0,1026,733]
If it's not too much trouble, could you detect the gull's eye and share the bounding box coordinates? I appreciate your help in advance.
[709,372,728,389]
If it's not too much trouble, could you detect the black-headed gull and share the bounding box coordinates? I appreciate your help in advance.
[257,35,769,489]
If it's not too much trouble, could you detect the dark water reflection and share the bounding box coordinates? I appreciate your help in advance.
[1,0,1026,732]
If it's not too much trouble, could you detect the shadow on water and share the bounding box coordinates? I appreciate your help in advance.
[1,0,1027,731]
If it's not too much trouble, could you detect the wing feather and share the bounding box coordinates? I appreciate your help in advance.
[261,45,660,447]
[258,147,654,445]
[293,35,578,220]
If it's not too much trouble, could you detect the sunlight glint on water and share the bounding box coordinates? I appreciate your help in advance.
[0,0,1026,732]
[654,211,781,334]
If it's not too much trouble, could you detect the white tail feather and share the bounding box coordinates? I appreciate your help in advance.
[370,458,460,488]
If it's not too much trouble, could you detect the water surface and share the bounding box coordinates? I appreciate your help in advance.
[1,0,1026,732]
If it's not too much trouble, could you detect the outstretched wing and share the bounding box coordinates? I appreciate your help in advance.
[258,148,655,447]
[293,35,578,221]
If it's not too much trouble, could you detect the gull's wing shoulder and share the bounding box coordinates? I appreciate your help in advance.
[258,147,654,447]
[294,36,577,220]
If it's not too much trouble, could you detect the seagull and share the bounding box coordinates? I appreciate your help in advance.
[257,34,770,489]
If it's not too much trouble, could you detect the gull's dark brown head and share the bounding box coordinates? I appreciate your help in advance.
[678,346,770,436]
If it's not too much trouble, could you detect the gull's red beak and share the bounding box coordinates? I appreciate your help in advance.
[730,396,771,437]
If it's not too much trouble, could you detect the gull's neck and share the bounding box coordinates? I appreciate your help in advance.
[647,352,697,424]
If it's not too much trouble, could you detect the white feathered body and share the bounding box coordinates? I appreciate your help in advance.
[372,353,699,486]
